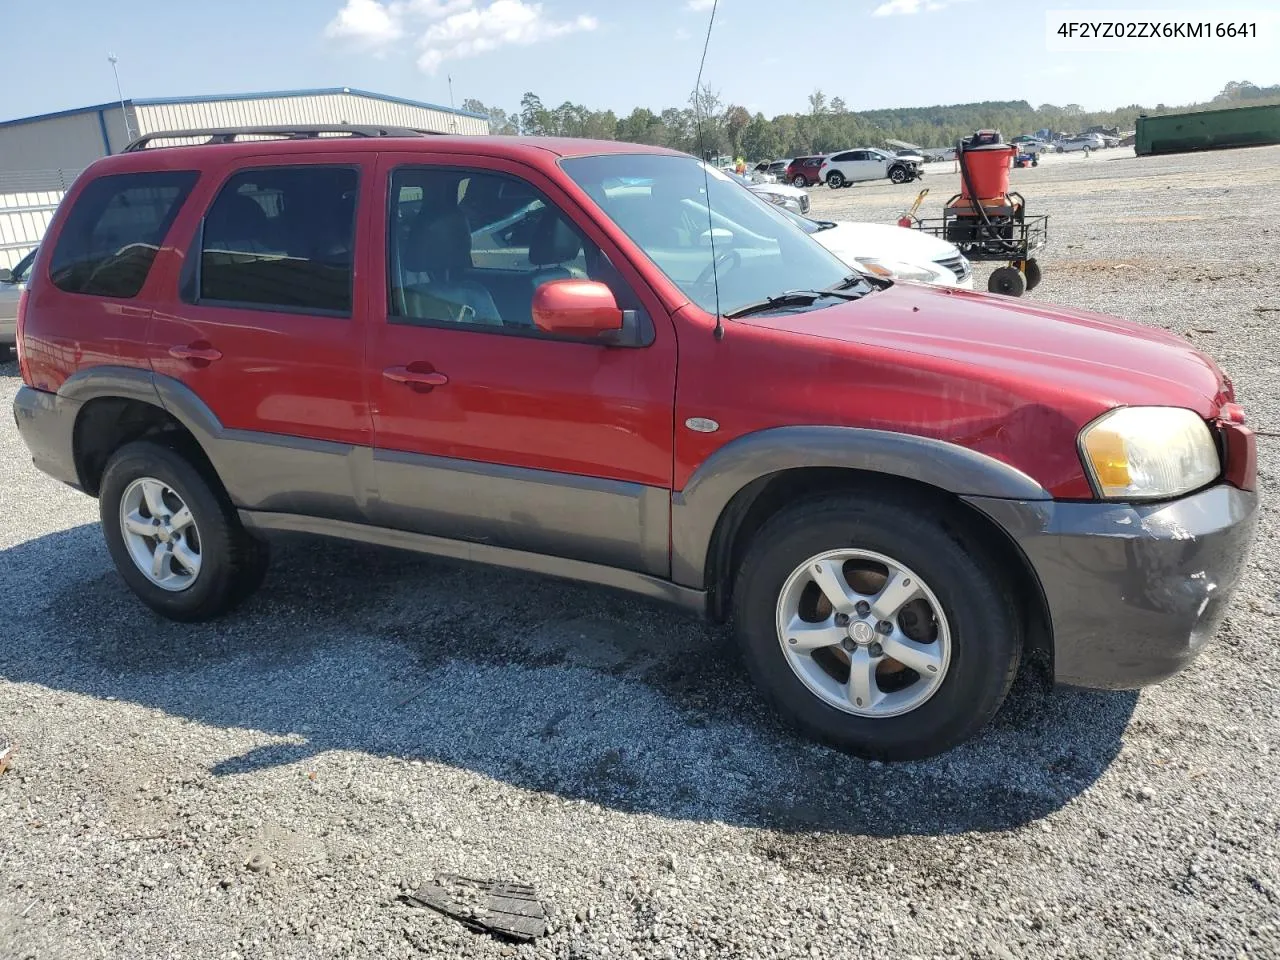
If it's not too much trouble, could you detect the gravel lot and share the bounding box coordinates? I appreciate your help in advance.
[2,145,1279,960]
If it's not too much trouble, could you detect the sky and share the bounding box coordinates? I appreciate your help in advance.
[1,0,1277,123]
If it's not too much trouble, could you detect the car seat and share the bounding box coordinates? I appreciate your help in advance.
[398,206,502,326]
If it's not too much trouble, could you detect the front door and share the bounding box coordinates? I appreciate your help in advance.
[850,151,885,182]
[363,154,678,576]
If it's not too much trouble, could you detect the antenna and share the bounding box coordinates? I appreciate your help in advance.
[107,53,136,145]
[692,0,724,341]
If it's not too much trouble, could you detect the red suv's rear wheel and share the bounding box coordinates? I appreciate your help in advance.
[99,440,269,622]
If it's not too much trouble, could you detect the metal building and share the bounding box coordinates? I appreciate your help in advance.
[0,88,489,267]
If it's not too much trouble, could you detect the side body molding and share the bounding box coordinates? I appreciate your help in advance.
[669,425,1052,588]
[58,367,374,521]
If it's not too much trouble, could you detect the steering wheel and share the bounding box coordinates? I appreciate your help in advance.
[696,249,741,287]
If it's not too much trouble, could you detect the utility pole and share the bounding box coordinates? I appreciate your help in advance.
[447,74,458,133]
[107,54,136,144]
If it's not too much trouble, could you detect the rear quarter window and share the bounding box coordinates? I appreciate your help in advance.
[49,171,197,298]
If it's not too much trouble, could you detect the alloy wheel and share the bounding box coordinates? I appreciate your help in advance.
[775,548,951,718]
[119,477,202,591]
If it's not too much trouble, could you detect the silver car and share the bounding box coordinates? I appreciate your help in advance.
[0,247,35,358]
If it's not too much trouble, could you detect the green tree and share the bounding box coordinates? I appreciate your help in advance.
[519,92,550,135]
[741,112,780,161]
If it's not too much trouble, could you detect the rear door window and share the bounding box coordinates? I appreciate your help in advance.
[197,165,358,315]
[49,171,197,298]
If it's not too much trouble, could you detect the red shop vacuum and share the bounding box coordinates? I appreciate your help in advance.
[915,129,1050,296]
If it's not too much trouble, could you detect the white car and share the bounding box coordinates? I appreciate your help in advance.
[774,207,973,289]
[729,174,811,215]
[820,148,923,188]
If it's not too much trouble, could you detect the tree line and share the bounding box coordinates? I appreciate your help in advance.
[462,81,1280,160]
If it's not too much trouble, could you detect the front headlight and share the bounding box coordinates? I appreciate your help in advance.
[854,258,945,284]
[1080,407,1220,500]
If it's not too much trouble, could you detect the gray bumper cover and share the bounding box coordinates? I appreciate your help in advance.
[967,484,1258,689]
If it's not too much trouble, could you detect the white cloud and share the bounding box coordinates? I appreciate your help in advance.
[325,0,404,49]
[417,0,597,73]
[873,0,961,14]
[674,26,692,41]
[325,0,597,71]
[686,0,715,10]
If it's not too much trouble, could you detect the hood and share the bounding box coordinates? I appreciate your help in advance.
[744,282,1227,414]
[813,222,961,265]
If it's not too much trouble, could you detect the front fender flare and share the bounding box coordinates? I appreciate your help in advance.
[669,425,1051,588]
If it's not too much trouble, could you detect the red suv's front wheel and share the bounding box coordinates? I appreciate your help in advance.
[732,492,1022,760]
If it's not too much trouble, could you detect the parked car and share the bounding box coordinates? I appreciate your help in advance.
[1009,136,1049,155]
[821,148,923,188]
[771,206,972,289]
[1055,134,1105,153]
[784,156,824,187]
[0,246,36,359]
[730,173,811,215]
[894,149,925,164]
[12,128,1257,761]
[754,160,789,182]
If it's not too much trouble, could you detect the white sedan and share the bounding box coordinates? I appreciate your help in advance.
[773,207,974,289]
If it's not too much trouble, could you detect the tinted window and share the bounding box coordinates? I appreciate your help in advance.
[832,152,857,162]
[199,166,358,314]
[388,166,638,334]
[50,171,196,298]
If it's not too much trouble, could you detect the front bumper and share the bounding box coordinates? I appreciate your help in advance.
[966,484,1259,689]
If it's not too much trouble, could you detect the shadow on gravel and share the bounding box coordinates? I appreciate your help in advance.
[1,525,1138,838]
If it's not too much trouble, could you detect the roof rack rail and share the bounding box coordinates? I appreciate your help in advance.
[122,124,433,152]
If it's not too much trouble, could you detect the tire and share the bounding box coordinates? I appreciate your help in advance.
[826,172,845,189]
[792,175,808,188]
[988,266,1027,297]
[732,493,1021,760]
[1023,258,1043,291]
[889,165,911,184]
[99,440,269,622]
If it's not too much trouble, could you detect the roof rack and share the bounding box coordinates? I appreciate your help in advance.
[122,124,432,152]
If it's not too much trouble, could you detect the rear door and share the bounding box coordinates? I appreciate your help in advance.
[363,152,678,575]
[147,155,373,521]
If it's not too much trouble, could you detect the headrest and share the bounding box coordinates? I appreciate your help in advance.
[403,206,472,276]
[528,210,583,267]
[205,194,269,246]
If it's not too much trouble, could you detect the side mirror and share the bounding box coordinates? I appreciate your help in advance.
[0,268,12,283]
[532,279,624,339]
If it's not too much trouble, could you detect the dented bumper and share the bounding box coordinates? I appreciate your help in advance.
[966,484,1259,689]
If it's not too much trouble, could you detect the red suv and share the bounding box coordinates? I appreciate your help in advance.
[12,126,1257,760]
[784,156,824,187]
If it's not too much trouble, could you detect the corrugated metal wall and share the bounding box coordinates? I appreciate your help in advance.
[0,107,136,174]
[135,92,489,137]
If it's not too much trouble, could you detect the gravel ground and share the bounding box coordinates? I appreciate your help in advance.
[2,145,1279,960]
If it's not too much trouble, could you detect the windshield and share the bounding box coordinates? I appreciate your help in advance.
[561,154,854,317]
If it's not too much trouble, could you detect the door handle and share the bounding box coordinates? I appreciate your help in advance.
[168,342,222,364]
[383,366,449,390]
